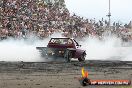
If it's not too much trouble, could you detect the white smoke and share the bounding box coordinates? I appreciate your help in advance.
[0,34,132,62]
[79,36,132,61]
[0,33,64,62]
[0,38,50,62]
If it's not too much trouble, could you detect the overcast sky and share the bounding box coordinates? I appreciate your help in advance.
[65,0,132,23]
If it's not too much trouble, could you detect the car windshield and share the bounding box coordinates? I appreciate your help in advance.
[50,39,73,44]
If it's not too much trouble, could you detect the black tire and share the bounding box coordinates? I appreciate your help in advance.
[64,50,71,63]
[66,56,71,62]
[78,53,86,62]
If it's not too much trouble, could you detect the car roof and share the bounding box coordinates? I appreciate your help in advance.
[50,38,71,39]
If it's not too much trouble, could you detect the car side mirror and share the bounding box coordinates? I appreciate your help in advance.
[76,44,81,47]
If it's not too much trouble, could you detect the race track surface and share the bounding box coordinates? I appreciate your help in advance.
[0,60,132,88]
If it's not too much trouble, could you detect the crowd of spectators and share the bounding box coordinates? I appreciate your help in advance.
[0,0,132,41]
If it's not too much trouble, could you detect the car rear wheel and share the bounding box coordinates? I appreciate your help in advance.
[66,56,71,62]
[78,53,86,62]
[64,50,71,62]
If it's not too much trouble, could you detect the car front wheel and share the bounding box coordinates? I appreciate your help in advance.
[78,53,86,62]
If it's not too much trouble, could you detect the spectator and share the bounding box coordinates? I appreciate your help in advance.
[0,0,132,41]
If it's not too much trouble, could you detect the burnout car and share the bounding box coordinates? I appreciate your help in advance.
[36,38,86,62]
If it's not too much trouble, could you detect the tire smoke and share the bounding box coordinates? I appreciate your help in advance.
[0,34,132,62]
[0,38,49,62]
[79,36,132,61]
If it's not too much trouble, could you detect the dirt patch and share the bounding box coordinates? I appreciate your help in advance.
[0,60,132,88]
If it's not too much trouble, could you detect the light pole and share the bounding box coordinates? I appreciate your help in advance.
[107,0,111,27]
